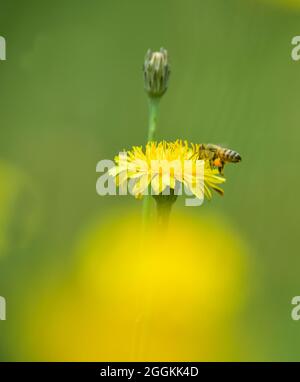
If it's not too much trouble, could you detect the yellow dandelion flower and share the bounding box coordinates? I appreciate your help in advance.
[109,140,226,201]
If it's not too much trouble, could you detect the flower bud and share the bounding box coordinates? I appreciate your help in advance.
[143,48,170,98]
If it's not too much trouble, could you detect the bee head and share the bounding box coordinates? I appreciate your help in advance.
[233,152,242,162]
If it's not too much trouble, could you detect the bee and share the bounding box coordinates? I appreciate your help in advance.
[196,144,241,175]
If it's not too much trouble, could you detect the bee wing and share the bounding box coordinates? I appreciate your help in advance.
[216,142,228,149]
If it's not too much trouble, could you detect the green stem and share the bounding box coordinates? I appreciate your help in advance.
[156,201,173,228]
[147,98,160,142]
[153,191,177,230]
[142,97,160,227]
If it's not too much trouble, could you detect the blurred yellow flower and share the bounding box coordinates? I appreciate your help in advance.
[109,140,225,200]
[18,211,249,361]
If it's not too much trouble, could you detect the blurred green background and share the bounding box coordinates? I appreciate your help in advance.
[0,0,300,361]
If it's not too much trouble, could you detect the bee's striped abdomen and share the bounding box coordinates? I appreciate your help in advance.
[220,148,241,163]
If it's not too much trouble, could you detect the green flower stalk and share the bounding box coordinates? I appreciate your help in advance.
[153,190,178,228]
[147,98,160,142]
[142,48,170,227]
[143,48,170,142]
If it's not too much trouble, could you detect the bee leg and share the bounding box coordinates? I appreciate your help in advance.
[218,163,225,175]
